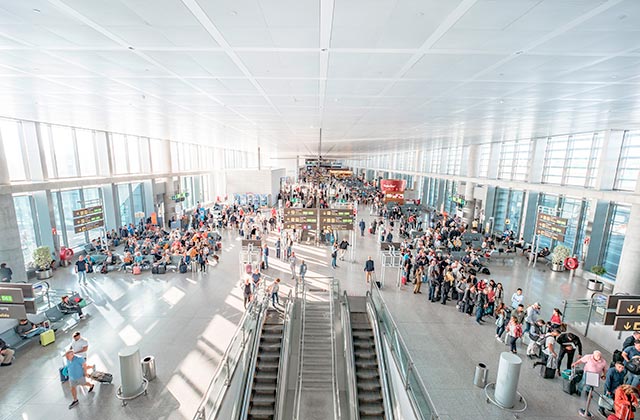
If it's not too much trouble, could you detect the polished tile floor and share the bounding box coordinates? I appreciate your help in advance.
[0,208,615,420]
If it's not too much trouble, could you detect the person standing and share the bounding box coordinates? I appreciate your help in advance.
[269,278,281,307]
[65,349,94,409]
[299,260,307,281]
[262,244,269,270]
[289,252,297,279]
[573,351,608,395]
[511,288,524,309]
[331,244,338,269]
[359,219,366,237]
[505,316,523,354]
[364,256,374,283]
[0,263,12,282]
[622,340,640,386]
[243,279,253,309]
[75,256,88,285]
[524,302,541,334]
[70,331,89,362]
[601,361,627,416]
[275,238,281,260]
[556,330,583,374]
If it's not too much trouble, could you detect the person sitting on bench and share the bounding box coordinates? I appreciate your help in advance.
[60,295,85,319]
[0,338,15,366]
[538,247,551,259]
[15,319,47,339]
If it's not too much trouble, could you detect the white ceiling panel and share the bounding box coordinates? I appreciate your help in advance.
[122,0,202,26]
[508,0,609,31]
[455,0,541,30]
[237,52,319,78]
[404,54,506,80]
[327,53,412,79]
[257,79,319,96]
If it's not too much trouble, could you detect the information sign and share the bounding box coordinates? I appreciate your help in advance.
[73,204,105,233]
[0,288,24,304]
[535,213,568,242]
[283,208,318,230]
[319,209,354,230]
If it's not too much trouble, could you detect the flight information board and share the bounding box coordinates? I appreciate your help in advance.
[283,208,318,230]
[536,213,568,242]
[73,204,105,233]
[319,209,354,230]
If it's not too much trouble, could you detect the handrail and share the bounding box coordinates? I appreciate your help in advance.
[366,296,394,420]
[274,290,294,420]
[367,285,440,420]
[192,284,266,420]
[329,278,340,420]
[237,290,271,420]
[341,291,360,420]
[293,277,307,420]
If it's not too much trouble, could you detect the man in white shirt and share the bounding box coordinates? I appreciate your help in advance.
[511,288,524,309]
[70,331,89,361]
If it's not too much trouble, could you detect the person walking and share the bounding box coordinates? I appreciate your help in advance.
[0,263,12,282]
[0,337,15,366]
[364,256,374,283]
[299,260,307,281]
[275,238,281,260]
[331,244,338,269]
[65,349,94,409]
[289,252,297,279]
[243,279,253,309]
[269,278,281,307]
[262,244,269,269]
[75,256,88,285]
[511,288,524,309]
[359,219,366,237]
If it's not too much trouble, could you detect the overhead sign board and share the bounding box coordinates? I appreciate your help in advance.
[451,195,466,206]
[283,208,318,230]
[4,284,35,299]
[616,300,640,316]
[607,295,640,311]
[614,317,640,332]
[73,204,105,233]
[0,288,24,304]
[319,209,354,230]
[604,311,616,326]
[0,304,27,319]
[536,213,568,242]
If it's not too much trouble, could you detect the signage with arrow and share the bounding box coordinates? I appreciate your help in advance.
[614,317,640,332]
[617,300,640,315]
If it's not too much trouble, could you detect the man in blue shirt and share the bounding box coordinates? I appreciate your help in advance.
[622,340,640,386]
[65,349,94,409]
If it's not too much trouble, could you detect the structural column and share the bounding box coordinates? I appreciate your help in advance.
[0,134,27,281]
[462,144,478,226]
[613,203,640,294]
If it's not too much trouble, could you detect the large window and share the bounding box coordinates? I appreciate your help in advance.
[13,195,39,265]
[76,129,97,177]
[601,204,630,278]
[493,188,524,235]
[445,145,462,175]
[542,133,601,187]
[0,119,27,181]
[51,126,78,178]
[477,143,490,178]
[118,183,132,225]
[615,131,640,191]
[60,189,86,249]
[112,134,128,175]
[430,148,443,174]
[498,140,531,181]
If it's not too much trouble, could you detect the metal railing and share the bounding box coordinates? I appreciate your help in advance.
[192,284,269,420]
[561,292,607,337]
[341,292,360,420]
[366,296,395,420]
[292,276,307,420]
[329,278,341,420]
[368,284,440,420]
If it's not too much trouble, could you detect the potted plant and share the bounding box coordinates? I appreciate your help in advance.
[32,246,53,280]
[551,245,571,272]
[588,265,606,291]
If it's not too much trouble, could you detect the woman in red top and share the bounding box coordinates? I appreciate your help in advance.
[614,384,638,420]
[549,308,563,329]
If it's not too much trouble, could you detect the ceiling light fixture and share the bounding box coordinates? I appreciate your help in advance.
[33,8,41,13]
[515,50,524,55]
[499,99,505,104]
[128,46,135,50]
[230,10,238,16]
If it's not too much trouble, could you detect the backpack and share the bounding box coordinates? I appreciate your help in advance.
[179,263,187,274]
[513,323,523,338]
[100,264,108,274]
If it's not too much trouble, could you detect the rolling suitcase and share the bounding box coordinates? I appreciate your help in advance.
[540,364,555,379]
[90,371,113,384]
[59,366,69,382]
[40,329,55,346]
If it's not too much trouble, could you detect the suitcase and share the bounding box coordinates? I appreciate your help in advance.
[260,261,266,270]
[151,266,159,274]
[562,376,577,395]
[132,265,141,275]
[245,264,252,274]
[90,371,113,384]
[59,366,69,382]
[157,265,166,274]
[40,329,55,346]
[540,365,555,379]
[599,394,614,412]
[368,228,373,234]
[179,264,187,274]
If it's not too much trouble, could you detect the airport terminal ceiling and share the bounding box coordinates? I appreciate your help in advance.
[0,0,639,158]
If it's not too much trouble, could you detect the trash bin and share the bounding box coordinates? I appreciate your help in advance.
[474,363,488,388]
[141,356,156,381]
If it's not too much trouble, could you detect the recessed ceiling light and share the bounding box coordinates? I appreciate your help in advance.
[515,50,524,55]
[499,99,505,104]
[128,46,135,50]
[230,10,237,16]
[33,8,41,13]
[611,75,618,79]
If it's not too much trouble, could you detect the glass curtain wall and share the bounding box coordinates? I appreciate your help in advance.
[0,119,27,181]
[13,195,40,265]
[492,188,524,236]
[601,204,630,278]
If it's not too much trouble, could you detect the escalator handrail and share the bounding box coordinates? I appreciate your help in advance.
[193,292,264,420]
[237,284,271,420]
[341,291,360,420]
[365,296,394,420]
[274,290,294,420]
[328,278,341,420]
[293,278,307,419]
[366,289,439,420]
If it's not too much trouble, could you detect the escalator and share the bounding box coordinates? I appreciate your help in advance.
[245,308,285,420]
[350,311,385,420]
